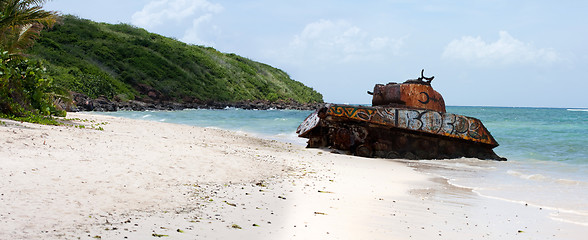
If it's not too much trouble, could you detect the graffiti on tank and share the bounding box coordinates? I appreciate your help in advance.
[296,110,320,136]
[418,92,430,104]
[418,91,443,106]
[327,105,492,144]
[328,105,375,121]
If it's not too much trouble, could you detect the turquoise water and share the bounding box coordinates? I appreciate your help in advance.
[95,108,313,144]
[422,107,588,226]
[448,107,588,165]
[94,106,588,226]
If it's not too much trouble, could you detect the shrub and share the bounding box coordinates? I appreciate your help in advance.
[0,50,66,118]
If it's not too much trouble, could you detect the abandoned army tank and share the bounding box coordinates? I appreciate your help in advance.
[296,70,505,161]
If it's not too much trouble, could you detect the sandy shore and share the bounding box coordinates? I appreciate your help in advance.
[1,113,585,239]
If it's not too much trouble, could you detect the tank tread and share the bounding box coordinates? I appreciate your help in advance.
[305,121,505,161]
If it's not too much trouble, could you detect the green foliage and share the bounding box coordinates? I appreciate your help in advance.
[63,117,108,130]
[0,0,58,55]
[0,1,65,124]
[0,50,66,122]
[0,112,62,125]
[30,15,323,103]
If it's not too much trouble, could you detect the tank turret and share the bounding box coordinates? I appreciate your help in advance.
[369,69,446,112]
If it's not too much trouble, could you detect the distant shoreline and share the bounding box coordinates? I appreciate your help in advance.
[63,92,323,112]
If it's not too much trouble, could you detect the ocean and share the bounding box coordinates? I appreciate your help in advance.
[93,106,588,226]
[414,107,588,227]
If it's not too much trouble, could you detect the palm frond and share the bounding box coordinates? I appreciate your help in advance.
[13,22,42,50]
[0,0,57,54]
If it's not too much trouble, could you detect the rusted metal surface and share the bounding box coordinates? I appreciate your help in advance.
[297,110,321,137]
[370,69,446,112]
[297,69,505,161]
[325,105,497,147]
[371,83,446,112]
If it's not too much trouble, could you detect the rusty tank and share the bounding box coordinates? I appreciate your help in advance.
[297,70,505,161]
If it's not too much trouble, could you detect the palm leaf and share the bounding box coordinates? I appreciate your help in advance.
[0,0,57,54]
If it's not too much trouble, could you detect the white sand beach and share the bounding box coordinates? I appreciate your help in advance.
[1,113,585,239]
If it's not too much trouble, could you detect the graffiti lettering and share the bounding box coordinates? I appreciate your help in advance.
[418,92,430,104]
[356,109,374,121]
[421,110,443,133]
[406,110,423,130]
[454,116,469,134]
[326,105,493,145]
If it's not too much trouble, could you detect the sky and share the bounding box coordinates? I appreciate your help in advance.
[44,0,588,108]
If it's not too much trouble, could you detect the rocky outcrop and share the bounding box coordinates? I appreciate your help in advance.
[63,92,322,112]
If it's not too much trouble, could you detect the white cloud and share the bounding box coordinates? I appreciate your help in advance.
[132,0,222,28]
[288,19,403,63]
[131,0,223,45]
[179,13,217,45]
[442,31,561,66]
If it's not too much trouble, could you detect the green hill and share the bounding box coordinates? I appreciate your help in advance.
[29,15,323,104]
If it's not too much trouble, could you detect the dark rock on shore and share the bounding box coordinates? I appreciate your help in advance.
[64,92,322,112]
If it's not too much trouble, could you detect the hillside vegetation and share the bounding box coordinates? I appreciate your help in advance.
[30,15,323,104]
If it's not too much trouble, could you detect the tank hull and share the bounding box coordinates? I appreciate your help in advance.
[297,104,505,161]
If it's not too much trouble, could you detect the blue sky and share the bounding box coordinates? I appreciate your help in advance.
[44,0,587,108]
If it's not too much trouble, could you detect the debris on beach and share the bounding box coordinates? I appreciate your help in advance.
[297,70,505,160]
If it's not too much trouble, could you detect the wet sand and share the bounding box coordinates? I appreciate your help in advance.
[0,113,584,239]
